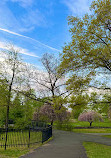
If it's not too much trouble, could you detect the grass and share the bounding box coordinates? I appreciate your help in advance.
[69,119,111,128]
[0,142,45,158]
[102,135,111,138]
[54,119,111,133]
[0,130,42,147]
[83,142,111,158]
[0,136,53,158]
[54,119,111,129]
[0,147,29,158]
[73,128,111,133]
[0,130,42,158]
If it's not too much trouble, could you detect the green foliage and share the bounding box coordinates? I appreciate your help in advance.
[59,0,111,91]
[0,80,9,126]
[69,94,89,118]
[53,96,70,122]
[88,93,111,117]
[0,79,8,106]
[9,95,24,121]
[69,92,111,119]
[55,120,73,131]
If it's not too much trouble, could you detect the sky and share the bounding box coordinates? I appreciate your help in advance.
[0,0,93,69]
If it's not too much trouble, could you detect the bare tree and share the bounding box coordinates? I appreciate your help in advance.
[33,53,68,100]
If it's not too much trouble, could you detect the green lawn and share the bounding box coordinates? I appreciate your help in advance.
[54,119,111,133]
[83,142,111,158]
[0,136,53,158]
[54,119,111,129]
[0,130,42,158]
[0,147,29,158]
[73,128,111,133]
[102,135,111,138]
[0,130,42,147]
[70,119,111,128]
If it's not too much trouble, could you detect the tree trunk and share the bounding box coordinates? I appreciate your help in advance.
[6,105,9,129]
[5,101,10,150]
[90,121,92,127]
[51,120,53,126]
[6,87,12,129]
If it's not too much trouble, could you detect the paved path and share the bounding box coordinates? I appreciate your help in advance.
[20,130,111,158]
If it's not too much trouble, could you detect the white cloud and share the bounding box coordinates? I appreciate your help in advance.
[21,9,47,28]
[0,27,61,52]
[0,0,48,33]
[0,41,39,58]
[5,0,34,8]
[0,2,21,31]
[62,0,93,16]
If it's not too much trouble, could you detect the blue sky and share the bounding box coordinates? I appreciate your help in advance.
[0,0,93,68]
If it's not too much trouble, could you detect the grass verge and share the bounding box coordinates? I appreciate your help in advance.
[0,147,29,158]
[70,120,111,128]
[0,137,53,158]
[73,128,111,133]
[102,135,111,138]
[83,142,111,158]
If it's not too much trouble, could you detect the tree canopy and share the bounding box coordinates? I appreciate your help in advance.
[59,0,111,90]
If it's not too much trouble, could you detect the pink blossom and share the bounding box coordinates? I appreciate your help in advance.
[78,111,103,126]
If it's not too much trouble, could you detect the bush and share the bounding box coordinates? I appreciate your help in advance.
[55,121,73,131]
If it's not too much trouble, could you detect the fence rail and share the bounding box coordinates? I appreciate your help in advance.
[0,123,52,150]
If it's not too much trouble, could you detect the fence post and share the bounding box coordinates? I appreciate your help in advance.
[50,126,52,137]
[42,129,44,143]
[28,128,30,148]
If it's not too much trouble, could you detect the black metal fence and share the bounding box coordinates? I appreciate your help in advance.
[42,126,52,143]
[0,123,52,150]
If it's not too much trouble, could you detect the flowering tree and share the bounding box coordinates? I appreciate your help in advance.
[78,111,103,127]
[39,103,56,125]
[56,107,70,123]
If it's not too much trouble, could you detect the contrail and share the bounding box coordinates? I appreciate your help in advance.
[0,27,61,52]
[0,41,39,58]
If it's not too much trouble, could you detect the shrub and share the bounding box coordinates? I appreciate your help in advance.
[55,120,73,131]
[78,111,103,127]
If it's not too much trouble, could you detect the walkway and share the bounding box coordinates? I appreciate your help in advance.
[20,130,111,158]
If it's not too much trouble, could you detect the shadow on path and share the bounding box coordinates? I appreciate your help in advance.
[20,130,111,158]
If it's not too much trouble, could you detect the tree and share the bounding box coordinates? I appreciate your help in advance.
[0,79,8,126]
[69,94,89,119]
[33,53,67,99]
[33,98,70,124]
[0,79,8,106]
[59,0,111,91]
[78,111,103,127]
[39,103,56,125]
[30,53,70,124]
[9,94,24,122]
[33,110,40,122]
[56,106,70,123]
[53,96,70,122]
[0,45,26,129]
